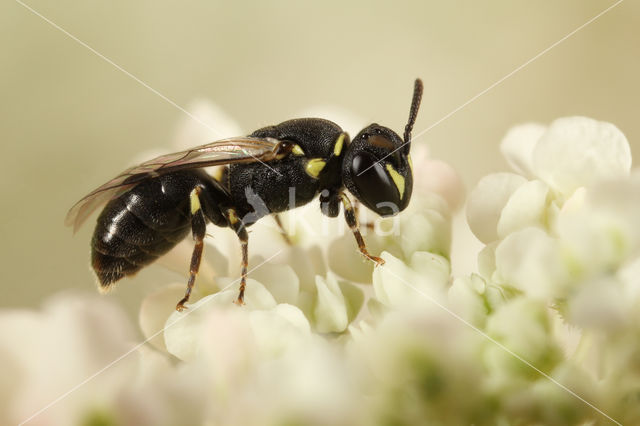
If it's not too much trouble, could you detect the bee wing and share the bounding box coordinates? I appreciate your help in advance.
[65,136,285,232]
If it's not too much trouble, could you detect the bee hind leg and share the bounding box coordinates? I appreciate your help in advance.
[176,187,207,312]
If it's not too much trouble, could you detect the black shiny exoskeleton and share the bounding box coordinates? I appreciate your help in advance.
[66,79,423,310]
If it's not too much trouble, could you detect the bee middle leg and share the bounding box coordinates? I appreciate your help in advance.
[226,209,249,305]
[176,187,207,311]
[340,193,384,266]
[273,214,292,244]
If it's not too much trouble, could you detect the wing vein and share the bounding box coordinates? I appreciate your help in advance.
[65,136,285,231]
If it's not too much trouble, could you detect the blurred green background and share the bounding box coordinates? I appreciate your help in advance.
[1,1,638,317]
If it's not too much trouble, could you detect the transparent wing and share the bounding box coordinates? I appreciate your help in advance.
[66,136,285,232]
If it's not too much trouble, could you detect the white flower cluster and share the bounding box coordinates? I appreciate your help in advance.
[2,109,638,425]
[463,116,639,424]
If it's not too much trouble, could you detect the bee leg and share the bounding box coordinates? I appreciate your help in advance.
[273,214,292,244]
[353,199,374,231]
[340,193,385,266]
[226,209,249,305]
[176,187,207,311]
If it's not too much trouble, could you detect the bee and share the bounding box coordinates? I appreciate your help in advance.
[66,79,423,311]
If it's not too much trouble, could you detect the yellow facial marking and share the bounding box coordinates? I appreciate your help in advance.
[190,188,201,214]
[228,209,239,225]
[407,154,413,174]
[305,158,326,178]
[385,164,405,200]
[333,133,346,156]
[292,144,305,156]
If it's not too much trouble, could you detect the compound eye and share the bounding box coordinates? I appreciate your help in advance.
[351,152,401,217]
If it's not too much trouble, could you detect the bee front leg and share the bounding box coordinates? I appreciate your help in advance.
[340,193,384,266]
[176,187,207,311]
[353,199,374,231]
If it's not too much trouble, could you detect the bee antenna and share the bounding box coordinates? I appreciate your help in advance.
[403,78,423,147]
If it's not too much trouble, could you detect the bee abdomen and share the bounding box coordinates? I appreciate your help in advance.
[92,253,139,287]
[91,198,190,288]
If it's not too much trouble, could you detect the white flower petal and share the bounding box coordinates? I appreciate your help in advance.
[448,275,487,326]
[164,294,233,362]
[409,251,451,287]
[466,172,528,243]
[165,280,276,361]
[328,232,383,283]
[497,179,550,238]
[556,176,640,274]
[532,116,631,195]
[0,295,137,424]
[499,362,596,423]
[165,291,311,366]
[249,304,312,358]
[483,283,514,312]
[349,308,487,422]
[411,143,465,211]
[500,122,546,177]
[364,297,387,323]
[567,276,628,331]
[372,251,449,309]
[250,263,300,305]
[288,245,328,292]
[495,227,568,299]
[618,256,640,301]
[372,252,415,306]
[278,201,338,248]
[314,275,349,333]
[400,194,452,258]
[477,241,498,280]
[557,186,587,215]
[212,277,278,309]
[337,280,365,324]
[139,283,186,352]
[485,298,561,377]
[0,348,21,425]
[270,303,311,334]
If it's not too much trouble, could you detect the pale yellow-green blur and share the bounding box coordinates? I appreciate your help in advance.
[1,1,638,319]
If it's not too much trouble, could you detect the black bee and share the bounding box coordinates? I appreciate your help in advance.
[66,79,423,311]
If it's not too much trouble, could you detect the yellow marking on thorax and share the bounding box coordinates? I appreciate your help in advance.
[305,158,326,178]
[333,133,346,156]
[190,188,202,214]
[385,164,405,200]
[292,144,305,155]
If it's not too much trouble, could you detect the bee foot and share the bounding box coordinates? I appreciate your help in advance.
[366,255,385,266]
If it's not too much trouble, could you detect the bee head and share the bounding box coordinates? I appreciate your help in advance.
[342,79,423,217]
